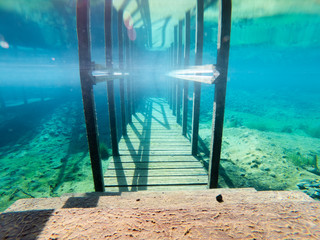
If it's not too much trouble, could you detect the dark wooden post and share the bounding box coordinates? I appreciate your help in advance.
[105,0,119,156]
[208,0,232,188]
[130,42,136,115]
[191,0,204,156]
[118,9,127,136]
[77,0,104,192]
[169,43,173,110]
[125,28,132,123]
[172,26,178,116]
[182,11,191,136]
[176,20,183,124]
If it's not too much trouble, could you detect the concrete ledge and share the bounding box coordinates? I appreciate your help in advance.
[1,189,319,239]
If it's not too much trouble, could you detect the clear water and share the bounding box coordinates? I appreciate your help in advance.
[1,0,320,211]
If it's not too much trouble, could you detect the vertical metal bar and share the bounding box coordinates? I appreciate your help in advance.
[76,0,104,192]
[208,0,232,188]
[176,20,183,124]
[131,43,136,115]
[182,11,191,136]
[191,0,204,156]
[172,26,178,116]
[125,28,132,123]
[169,43,173,110]
[118,9,127,136]
[105,0,119,156]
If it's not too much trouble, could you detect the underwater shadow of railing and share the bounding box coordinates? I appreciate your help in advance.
[152,100,170,129]
[197,136,235,188]
[130,100,153,191]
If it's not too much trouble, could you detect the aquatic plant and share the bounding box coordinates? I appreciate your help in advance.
[315,155,319,172]
[299,124,320,139]
[281,125,293,133]
[99,143,110,159]
[247,122,268,132]
[286,152,315,169]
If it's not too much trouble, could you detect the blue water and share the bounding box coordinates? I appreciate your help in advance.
[1,0,320,211]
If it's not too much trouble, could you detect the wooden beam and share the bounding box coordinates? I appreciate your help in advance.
[125,27,132,123]
[191,0,204,156]
[118,9,127,136]
[182,11,191,136]
[131,43,136,115]
[172,26,177,116]
[208,0,232,188]
[76,0,104,192]
[169,43,173,110]
[176,20,183,124]
[105,0,119,157]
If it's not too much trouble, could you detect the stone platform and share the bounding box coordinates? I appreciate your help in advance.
[1,189,320,239]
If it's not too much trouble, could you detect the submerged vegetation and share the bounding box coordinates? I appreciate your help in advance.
[99,143,110,159]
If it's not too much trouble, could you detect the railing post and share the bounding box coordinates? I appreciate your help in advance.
[167,47,171,106]
[125,27,132,123]
[169,43,174,110]
[172,26,178,116]
[182,11,191,136]
[105,0,119,157]
[77,0,104,192]
[118,9,127,136]
[131,43,136,115]
[176,20,183,124]
[191,0,204,156]
[208,0,232,188]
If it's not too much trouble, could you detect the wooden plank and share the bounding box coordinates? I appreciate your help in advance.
[111,155,202,162]
[119,152,191,156]
[127,126,182,130]
[105,169,207,177]
[118,143,191,148]
[104,184,207,192]
[119,140,191,144]
[104,175,207,187]
[108,162,201,169]
[118,146,191,151]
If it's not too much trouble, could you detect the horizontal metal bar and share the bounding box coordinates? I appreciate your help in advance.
[168,64,220,84]
[92,69,129,83]
[172,75,216,84]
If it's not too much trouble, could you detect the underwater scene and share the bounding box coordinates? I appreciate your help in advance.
[0,0,320,211]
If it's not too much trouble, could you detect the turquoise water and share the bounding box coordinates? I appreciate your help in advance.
[1,0,320,211]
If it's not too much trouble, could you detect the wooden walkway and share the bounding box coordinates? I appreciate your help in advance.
[104,98,208,191]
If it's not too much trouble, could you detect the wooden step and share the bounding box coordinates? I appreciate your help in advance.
[105,168,207,177]
[108,161,202,169]
[104,175,207,187]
